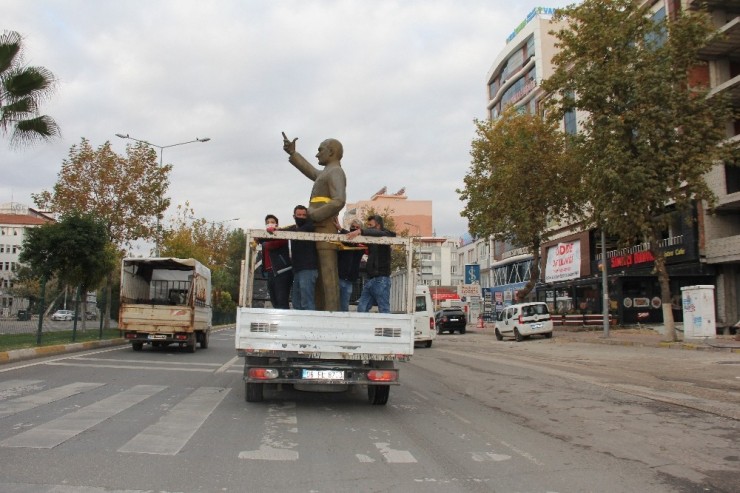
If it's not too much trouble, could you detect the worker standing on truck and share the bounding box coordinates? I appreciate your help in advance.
[346,215,396,313]
[284,205,318,310]
[282,131,346,311]
[337,218,366,311]
[261,214,293,309]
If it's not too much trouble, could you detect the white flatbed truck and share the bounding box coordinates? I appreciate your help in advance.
[235,230,416,405]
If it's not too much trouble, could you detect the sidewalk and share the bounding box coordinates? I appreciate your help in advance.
[474,322,740,353]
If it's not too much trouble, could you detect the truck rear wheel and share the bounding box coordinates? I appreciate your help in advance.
[368,385,389,405]
[186,338,197,353]
[246,382,264,402]
[199,331,209,349]
[132,342,143,351]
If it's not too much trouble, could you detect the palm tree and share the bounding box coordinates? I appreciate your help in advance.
[0,30,60,147]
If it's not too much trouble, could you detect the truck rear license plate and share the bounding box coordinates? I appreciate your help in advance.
[148,334,167,340]
[302,370,344,380]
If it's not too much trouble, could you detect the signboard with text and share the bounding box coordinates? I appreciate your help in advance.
[545,241,581,283]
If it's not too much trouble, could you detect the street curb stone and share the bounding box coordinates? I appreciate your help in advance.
[0,338,128,365]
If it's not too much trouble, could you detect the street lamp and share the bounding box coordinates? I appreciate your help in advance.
[404,222,423,284]
[115,133,211,256]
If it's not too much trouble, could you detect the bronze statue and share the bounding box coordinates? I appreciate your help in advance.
[282,132,346,311]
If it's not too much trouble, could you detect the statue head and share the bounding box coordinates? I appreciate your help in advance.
[316,138,343,165]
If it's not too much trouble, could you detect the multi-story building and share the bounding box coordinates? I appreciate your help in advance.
[690,0,740,327]
[483,3,738,327]
[0,203,54,316]
[343,187,433,236]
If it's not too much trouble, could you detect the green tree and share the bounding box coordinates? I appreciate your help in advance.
[160,204,244,322]
[33,138,169,249]
[19,213,116,329]
[458,110,580,300]
[0,30,59,147]
[541,0,735,340]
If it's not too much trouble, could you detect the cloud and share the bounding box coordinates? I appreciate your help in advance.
[2,0,573,239]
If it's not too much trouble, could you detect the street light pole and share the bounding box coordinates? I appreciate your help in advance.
[115,133,211,256]
[404,222,422,284]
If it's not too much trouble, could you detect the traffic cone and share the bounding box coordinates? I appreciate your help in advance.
[477,315,484,329]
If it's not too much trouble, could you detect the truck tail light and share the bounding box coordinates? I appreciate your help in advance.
[368,370,397,382]
[249,368,279,380]
[175,333,189,341]
[429,317,434,329]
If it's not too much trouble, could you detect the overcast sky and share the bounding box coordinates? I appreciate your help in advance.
[3,0,573,242]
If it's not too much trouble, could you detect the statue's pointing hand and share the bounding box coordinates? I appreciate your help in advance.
[282,132,298,156]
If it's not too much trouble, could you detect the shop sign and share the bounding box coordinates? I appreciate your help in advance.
[609,247,687,270]
[545,241,581,283]
[458,284,482,298]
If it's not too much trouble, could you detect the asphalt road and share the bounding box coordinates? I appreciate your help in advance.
[0,328,737,493]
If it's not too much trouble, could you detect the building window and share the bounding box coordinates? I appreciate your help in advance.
[726,160,740,194]
[525,35,535,60]
[564,109,577,135]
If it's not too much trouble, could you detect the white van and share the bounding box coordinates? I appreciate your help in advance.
[414,285,436,348]
[495,301,553,342]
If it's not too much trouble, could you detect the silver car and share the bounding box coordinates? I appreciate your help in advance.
[51,309,74,321]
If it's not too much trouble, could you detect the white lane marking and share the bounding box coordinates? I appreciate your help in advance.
[119,386,230,455]
[375,442,417,463]
[0,346,127,373]
[71,357,223,367]
[471,451,512,462]
[215,356,239,374]
[45,362,216,372]
[0,379,44,400]
[0,483,185,493]
[411,390,429,401]
[356,454,376,463]
[499,440,544,466]
[0,382,104,418]
[0,379,43,392]
[434,406,472,425]
[1,385,165,448]
[239,402,299,461]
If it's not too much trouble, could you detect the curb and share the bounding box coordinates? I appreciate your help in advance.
[0,338,128,365]
[471,324,740,353]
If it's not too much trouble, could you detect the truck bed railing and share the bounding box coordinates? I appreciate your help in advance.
[240,229,415,311]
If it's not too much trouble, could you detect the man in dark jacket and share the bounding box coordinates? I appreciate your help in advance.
[284,205,318,310]
[261,214,293,309]
[346,215,395,313]
[337,218,365,311]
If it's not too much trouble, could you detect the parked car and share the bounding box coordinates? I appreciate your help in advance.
[435,308,467,334]
[495,302,553,341]
[51,309,74,321]
[85,311,98,320]
[17,309,32,321]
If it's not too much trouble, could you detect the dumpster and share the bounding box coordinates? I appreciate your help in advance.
[17,309,31,321]
[681,285,716,338]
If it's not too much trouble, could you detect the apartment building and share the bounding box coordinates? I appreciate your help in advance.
[482,3,738,327]
[0,203,54,316]
[690,0,740,326]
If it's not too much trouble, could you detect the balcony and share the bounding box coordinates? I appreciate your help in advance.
[698,16,740,61]
[687,0,740,13]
